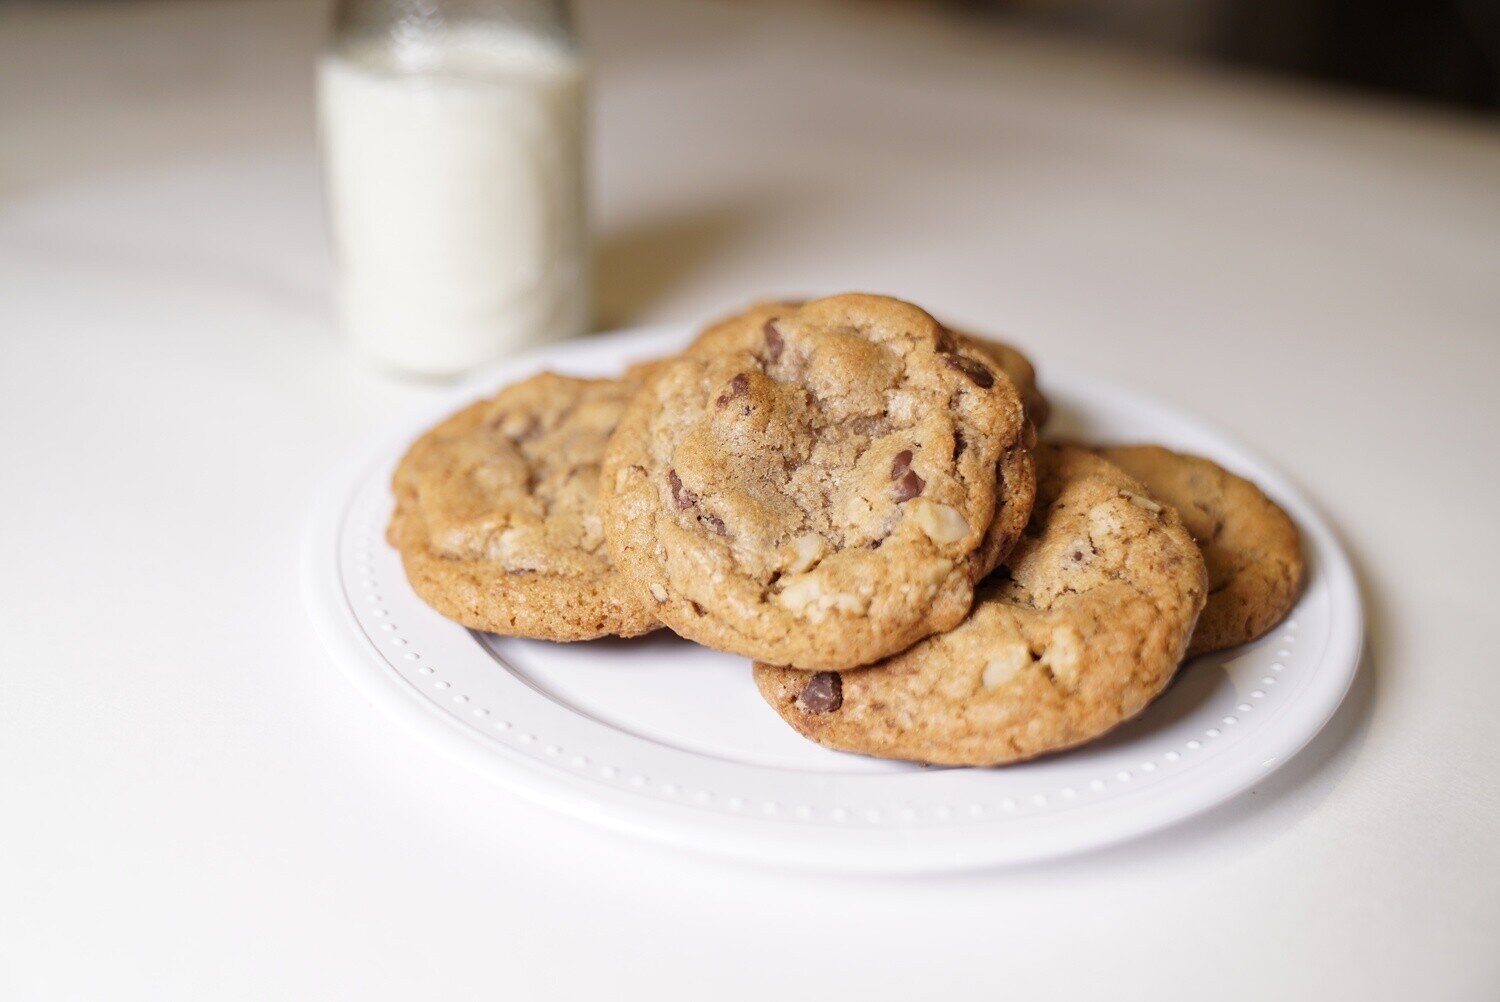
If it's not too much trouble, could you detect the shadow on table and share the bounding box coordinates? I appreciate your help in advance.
[592,201,774,330]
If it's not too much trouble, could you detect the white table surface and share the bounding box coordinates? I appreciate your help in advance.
[3,0,1497,998]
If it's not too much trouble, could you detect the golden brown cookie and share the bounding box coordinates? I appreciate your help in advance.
[947,330,1050,430]
[388,372,658,641]
[690,307,1050,429]
[1093,445,1303,657]
[601,293,1035,670]
[753,444,1208,765]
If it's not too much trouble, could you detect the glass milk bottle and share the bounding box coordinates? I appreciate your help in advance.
[319,0,588,377]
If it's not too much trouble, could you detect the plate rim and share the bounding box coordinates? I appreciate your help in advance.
[300,323,1364,872]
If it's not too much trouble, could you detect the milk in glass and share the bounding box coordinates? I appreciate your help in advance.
[319,13,586,376]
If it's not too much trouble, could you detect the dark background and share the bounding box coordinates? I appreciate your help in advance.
[849,0,1500,111]
[5,0,1497,110]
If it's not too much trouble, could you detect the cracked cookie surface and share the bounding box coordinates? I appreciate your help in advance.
[948,330,1050,430]
[388,372,658,641]
[602,293,1035,670]
[753,444,1207,765]
[1095,445,1303,657]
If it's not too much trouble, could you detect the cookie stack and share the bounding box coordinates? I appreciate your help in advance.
[389,294,1304,766]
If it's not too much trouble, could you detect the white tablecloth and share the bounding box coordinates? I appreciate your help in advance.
[3,1,1497,998]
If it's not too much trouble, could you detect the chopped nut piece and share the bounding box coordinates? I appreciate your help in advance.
[828,592,869,615]
[982,643,1031,689]
[1120,490,1162,513]
[1039,625,1084,690]
[775,575,869,621]
[483,526,535,566]
[776,575,823,613]
[581,513,604,551]
[488,410,541,441]
[787,533,826,573]
[648,582,668,602]
[911,500,970,545]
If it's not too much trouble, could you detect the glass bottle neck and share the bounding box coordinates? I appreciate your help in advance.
[329,0,577,54]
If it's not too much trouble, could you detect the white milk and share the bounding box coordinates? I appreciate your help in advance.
[318,30,587,376]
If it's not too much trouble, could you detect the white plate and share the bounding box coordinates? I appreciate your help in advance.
[302,324,1362,872]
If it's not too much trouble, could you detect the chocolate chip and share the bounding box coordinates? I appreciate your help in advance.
[891,449,914,480]
[944,353,994,388]
[892,469,925,501]
[763,320,784,363]
[890,449,925,501]
[935,328,956,354]
[715,372,750,408]
[952,430,966,461]
[798,672,843,713]
[668,469,697,509]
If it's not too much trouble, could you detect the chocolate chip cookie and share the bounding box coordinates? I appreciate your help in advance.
[388,372,659,641]
[601,293,1035,670]
[1094,445,1303,657]
[753,444,1207,765]
[947,330,1050,430]
[690,306,1050,428]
